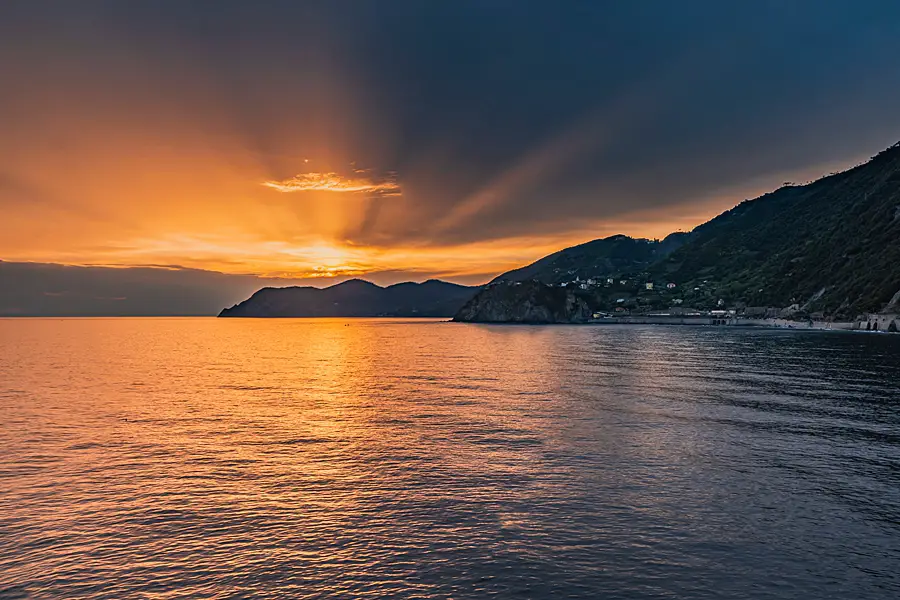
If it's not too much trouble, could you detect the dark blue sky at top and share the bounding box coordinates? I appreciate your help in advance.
[102,1,900,161]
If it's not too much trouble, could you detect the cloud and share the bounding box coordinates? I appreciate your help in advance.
[262,171,401,197]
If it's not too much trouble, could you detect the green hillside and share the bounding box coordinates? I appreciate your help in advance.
[650,142,900,318]
[493,233,688,285]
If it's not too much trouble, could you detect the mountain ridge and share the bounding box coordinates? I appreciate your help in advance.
[219,278,478,318]
[491,232,689,285]
[645,141,900,317]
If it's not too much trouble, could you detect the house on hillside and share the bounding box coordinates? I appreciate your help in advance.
[667,283,676,289]
[645,283,654,290]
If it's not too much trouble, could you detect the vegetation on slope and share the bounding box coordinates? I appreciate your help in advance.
[492,233,688,285]
[649,142,900,318]
[452,280,591,323]
[457,141,900,322]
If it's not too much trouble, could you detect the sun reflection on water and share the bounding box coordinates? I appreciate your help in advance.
[1,319,899,598]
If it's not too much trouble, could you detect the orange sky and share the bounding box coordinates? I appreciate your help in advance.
[0,146,868,286]
[2,3,896,286]
[0,117,863,285]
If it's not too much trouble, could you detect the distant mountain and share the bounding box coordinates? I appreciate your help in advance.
[456,141,900,323]
[219,279,479,317]
[492,232,688,285]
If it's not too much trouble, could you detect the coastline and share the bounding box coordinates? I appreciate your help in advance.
[453,316,899,333]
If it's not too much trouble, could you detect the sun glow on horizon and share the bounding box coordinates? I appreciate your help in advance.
[0,118,857,286]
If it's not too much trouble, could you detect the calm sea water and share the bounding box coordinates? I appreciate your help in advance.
[1,318,899,599]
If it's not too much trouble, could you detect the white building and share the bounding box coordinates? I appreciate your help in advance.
[645,282,654,290]
[864,313,900,332]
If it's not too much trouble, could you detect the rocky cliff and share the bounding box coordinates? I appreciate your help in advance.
[452,281,592,323]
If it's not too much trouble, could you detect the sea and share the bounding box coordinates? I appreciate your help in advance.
[1,318,898,599]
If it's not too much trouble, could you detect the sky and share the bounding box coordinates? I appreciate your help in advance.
[2,0,900,296]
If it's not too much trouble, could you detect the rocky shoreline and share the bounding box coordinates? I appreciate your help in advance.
[452,281,899,332]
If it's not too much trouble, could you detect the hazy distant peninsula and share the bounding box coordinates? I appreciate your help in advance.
[455,141,900,327]
[219,279,478,318]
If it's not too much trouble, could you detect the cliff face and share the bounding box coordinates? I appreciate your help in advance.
[453,281,592,323]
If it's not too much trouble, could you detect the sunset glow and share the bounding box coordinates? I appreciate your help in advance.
[1,2,894,287]
[3,4,900,597]
[262,171,401,196]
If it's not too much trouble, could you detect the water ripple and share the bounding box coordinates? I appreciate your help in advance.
[0,319,898,599]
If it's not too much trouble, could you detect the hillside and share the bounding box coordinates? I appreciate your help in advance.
[456,141,900,323]
[219,279,478,318]
[493,233,688,285]
[648,142,900,318]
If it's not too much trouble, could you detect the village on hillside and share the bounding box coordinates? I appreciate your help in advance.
[487,274,899,332]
